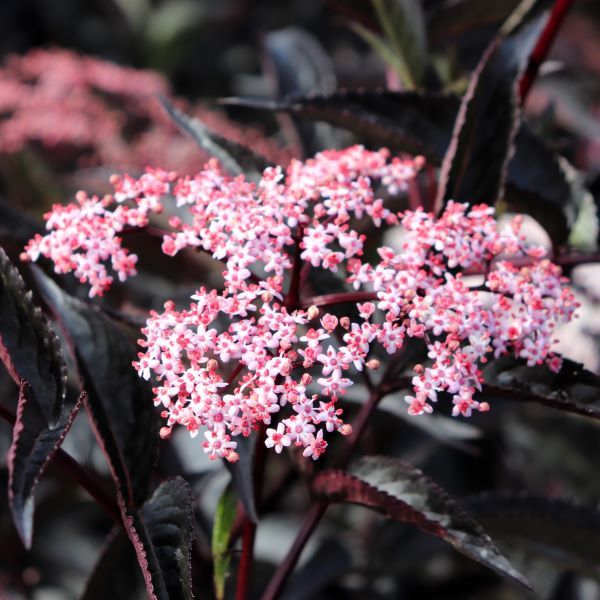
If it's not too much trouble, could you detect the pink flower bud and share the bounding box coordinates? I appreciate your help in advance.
[339,424,353,436]
[307,305,320,320]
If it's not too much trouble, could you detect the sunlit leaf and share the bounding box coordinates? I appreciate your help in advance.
[313,455,531,588]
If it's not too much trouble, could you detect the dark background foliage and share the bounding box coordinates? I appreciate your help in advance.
[1,1,600,599]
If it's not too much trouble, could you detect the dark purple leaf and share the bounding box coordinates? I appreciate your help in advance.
[0,197,43,245]
[0,248,78,547]
[312,455,531,588]
[123,477,194,600]
[505,124,575,245]
[0,249,66,422]
[223,90,458,162]
[8,383,82,547]
[81,527,142,600]
[31,267,158,508]
[225,431,258,522]
[465,493,600,569]
[435,0,553,210]
[482,356,600,420]
[160,97,270,179]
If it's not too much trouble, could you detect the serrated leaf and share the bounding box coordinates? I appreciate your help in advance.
[123,477,194,600]
[223,90,458,162]
[0,248,79,546]
[8,383,83,547]
[225,431,258,523]
[482,356,600,420]
[371,0,428,88]
[32,267,158,507]
[465,493,600,571]
[312,455,531,588]
[0,250,66,423]
[435,0,553,211]
[212,484,237,600]
[160,97,270,179]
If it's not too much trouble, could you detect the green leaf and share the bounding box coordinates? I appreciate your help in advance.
[350,22,408,87]
[435,0,554,211]
[312,455,531,589]
[371,0,428,88]
[212,484,238,600]
[32,267,158,507]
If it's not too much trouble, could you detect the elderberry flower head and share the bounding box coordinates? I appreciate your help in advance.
[23,145,578,461]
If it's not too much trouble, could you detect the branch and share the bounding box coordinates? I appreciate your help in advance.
[261,388,383,600]
[236,423,267,600]
[519,0,575,103]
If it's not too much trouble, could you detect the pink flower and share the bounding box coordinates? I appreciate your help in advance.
[265,423,291,454]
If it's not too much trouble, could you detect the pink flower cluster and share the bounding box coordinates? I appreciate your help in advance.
[23,145,578,461]
[0,48,290,174]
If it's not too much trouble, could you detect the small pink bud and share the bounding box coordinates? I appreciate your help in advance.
[339,424,353,436]
[366,359,380,370]
[340,316,351,330]
[226,451,240,463]
[301,373,313,386]
[159,427,172,439]
[206,359,218,372]
[414,364,424,375]
[478,402,490,412]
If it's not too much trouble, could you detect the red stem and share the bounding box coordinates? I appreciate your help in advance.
[236,423,268,599]
[261,388,383,600]
[304,253,600,309]
[261,503,327,600]
[519,0,575,103]
[284,229,306,311]
[300,291,378,310]
[236,519,257,600]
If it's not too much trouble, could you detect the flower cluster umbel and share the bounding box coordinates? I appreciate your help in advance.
[22,146,578,461]
[0,48,290,173]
